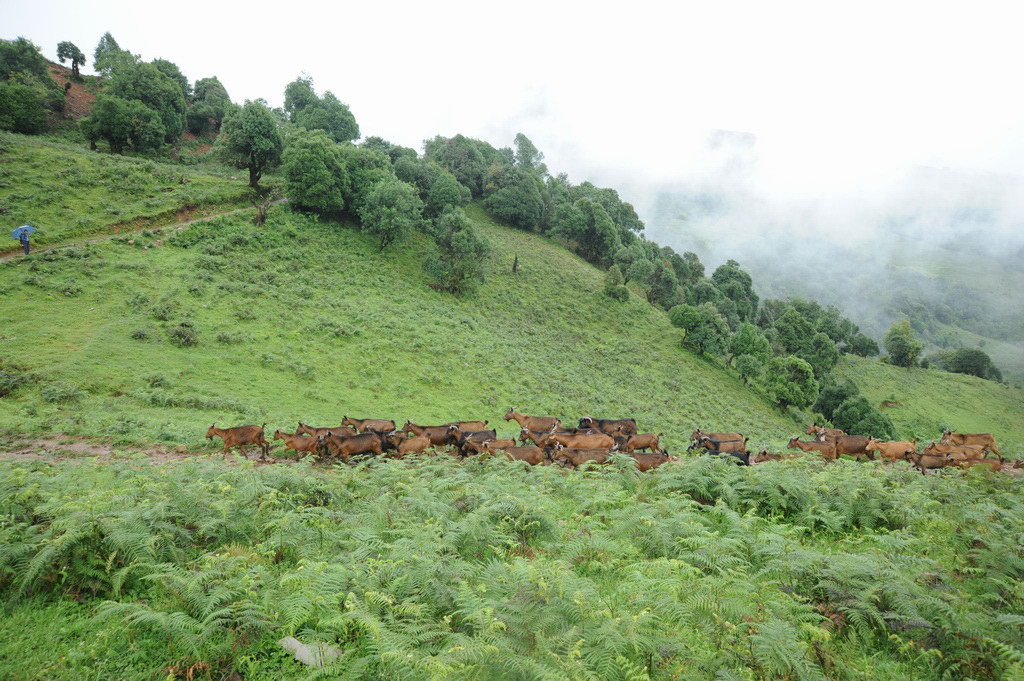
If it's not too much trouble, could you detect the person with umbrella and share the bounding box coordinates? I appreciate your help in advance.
[11,225,35,255]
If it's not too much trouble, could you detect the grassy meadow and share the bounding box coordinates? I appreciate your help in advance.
[0,203,814,455]
[0,132,252,250]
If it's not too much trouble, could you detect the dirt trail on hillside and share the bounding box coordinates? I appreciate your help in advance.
[0,200,286,264]
[0,434,285,466]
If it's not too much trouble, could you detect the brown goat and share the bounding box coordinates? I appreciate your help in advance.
[547,431,615,450]
[941,430,1000,457]
[504,409,560,432]
[402,421,452,446]
[864,438,917,462]
[806,424,845,437]
[578,417,638,436]
[787,437,837,461]
[552,445,612,468]
[629,452,671,471]
[384,432,432,457]
[464,438,517,455]
[316,431,382,461]
[490,444,551,465]
[297,422,357,438]
[206,423,269,460]
[273,430,318,458]
[341,416,397,433]
[613,432,663,453]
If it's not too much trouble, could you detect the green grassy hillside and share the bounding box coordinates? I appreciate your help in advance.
[0,132,251,250]
[834,355,1024,455]
[0,203,806,453]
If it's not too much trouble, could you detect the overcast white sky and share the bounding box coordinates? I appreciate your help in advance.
[4,0,1023,207]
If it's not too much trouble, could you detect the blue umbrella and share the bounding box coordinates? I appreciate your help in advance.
[11,225,36,240]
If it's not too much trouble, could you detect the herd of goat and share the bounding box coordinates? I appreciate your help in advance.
[203,408,1008,474]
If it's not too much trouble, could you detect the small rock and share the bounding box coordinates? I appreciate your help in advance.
[278,637,342,667]
[174,445,187,453]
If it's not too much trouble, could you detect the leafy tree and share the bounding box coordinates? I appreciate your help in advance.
[81,95,165,153]
[0,82,47,133]
[0,37,50,80]
[800,332,840,378]
[669,302,729,356]
[645,259,682,309]
[691,279,721,306]
[832,396,896,439]
[424,208,490,295]
[357,178,423,250]
[943,347,1001,381]
[763,355,819,408]
[92,32,135,76]
[282,129,348,214]
[337,144,393,213]
[884,320,923,368]
[151,58,189,99]
[0,37,64,116]
[108,62,186,140]
[485,169,545,232]
[423,134,506,197]
[662,248,704,287]
[811,378,860,422]
[362,136,417,163]
[187,76,231,133]
[603,265,629,302]
[56,41,86,79]
[514,132,547,175]
[711,260,758,322]
[215,100,283,187]
[773,306,815,355]
[284,76,358,143]
[729,323,772,365]
[848,333,880,357]
[734,354,764,385]
[425,169,470,218]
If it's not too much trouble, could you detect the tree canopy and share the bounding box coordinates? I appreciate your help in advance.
[56,41,86,79]
[284,76,359,143]
[215,100,283,187]
[884,320,924,368]
[357,178,424,250]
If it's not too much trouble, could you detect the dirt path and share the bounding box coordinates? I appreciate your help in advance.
[0,434,288,466]
[0,199,287,264]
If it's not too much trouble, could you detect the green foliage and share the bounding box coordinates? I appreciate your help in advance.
[425,168,470,218]
[513,132,546,174]
[108,62,187,142]
[92,32,124,76]
[729,322,772,365]
[772,305,815,355]
[357,177,424,249]
[3,452,1024,680]
[81,95,165,153]
[282,128,348,214]
[831,395,896,438]
[187,76,231,133]
[484,166,545,232]
[151,58,189,99]
[644,259,681,310]
[734,353,763,385]
[0,37,51,81]
[0,82,47,134]
[764,355,819,407]
[424,207,490,295]
[801,331,840,378]
[935,347,1003,381]
[215,100,283,187]
[670,302,729,356]
[284,76,359,143]
[885,319,924,368]
[423,134,506,197]
[812,377,860,422]
[711,259,758,322]
[55,41,86,79]
[848,332,880,357]
[603,264,630,301]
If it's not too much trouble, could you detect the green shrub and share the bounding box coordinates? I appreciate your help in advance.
[167,322,198,347]
[41,381,83,403]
